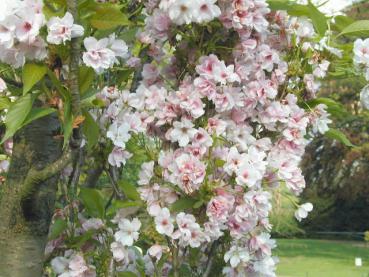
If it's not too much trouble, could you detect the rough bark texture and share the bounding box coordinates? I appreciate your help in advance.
[0,114,62,277]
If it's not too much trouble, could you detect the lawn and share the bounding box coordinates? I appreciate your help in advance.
[276,239,369,277]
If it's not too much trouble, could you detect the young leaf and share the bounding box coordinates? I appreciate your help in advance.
[338,20,369,38]
[170,197,198,213]
[1,94,35,143]
[82,110,100,149]
[79,66,95,95]
[49,218,67,240]
[79,188,106,218]
[22,63,47,94]
[118,180,141,201]
[91,6,130,30]
[325,129,355,147]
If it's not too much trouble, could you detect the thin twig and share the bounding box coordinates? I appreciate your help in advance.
[105,166,124,200]
[203,240,219,277]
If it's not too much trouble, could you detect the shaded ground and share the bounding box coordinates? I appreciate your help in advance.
[276,239,369,277]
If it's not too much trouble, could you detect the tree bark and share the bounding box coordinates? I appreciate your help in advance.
[0,114,62,277]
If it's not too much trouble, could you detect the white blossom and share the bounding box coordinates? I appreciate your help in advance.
[47,12,84,45]
[295,202,313,222]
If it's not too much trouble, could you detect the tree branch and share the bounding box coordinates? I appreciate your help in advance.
[21,149,72,200]
[67,0,81,117]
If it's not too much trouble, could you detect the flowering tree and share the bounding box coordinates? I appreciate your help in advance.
[0,0,364,276]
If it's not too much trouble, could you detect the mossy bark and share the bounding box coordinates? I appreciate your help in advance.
[0,114,62,277]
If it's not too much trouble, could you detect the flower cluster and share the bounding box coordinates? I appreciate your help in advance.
[0,0,47,67]
[0,0,340,276]
[51,251,96,277]
[100,1,334,275]
[160,0,221,25]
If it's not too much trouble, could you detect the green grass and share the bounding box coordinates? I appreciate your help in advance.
[276,239,369,277]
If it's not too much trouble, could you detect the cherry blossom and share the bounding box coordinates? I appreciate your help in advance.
[354,38,369,66]
[47,12,84,45]
[114,218,141,246]
[166,119,198,147]
[82,35,128,74]
[154,207,174,236]
[295,202,313,222]
[224,246,250,268]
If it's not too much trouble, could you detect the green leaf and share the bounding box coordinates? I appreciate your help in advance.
[307,1,327,36]
[193,200,204,209]
[215,158,226,167]
[118,180,141,201]
[268,0,327,35]
[79,66,95,95]
[91,6,130,30]
[22,63,47,94]
[79,188,106,218]
[170,197,198,213]
[22,107,56,127]
[338,20,369,38]
[82,110,99,149]
[332,15,354,32]
[325,129,355,147]
[1,94,35,143]
[178,264,192,276]
[49,218,67,240]
[267,0,293,11]
[0,97,11,110]
[117,271,138,277]
[117,69,134,85]
[47,69,70,102]
[69,230,96,248]
[120,27,140,43]
[305,97,348,119]
[112,200,143,209]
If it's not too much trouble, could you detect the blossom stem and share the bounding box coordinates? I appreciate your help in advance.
[171,244,180,277]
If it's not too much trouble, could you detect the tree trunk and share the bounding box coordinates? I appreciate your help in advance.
[0,114,62,277]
